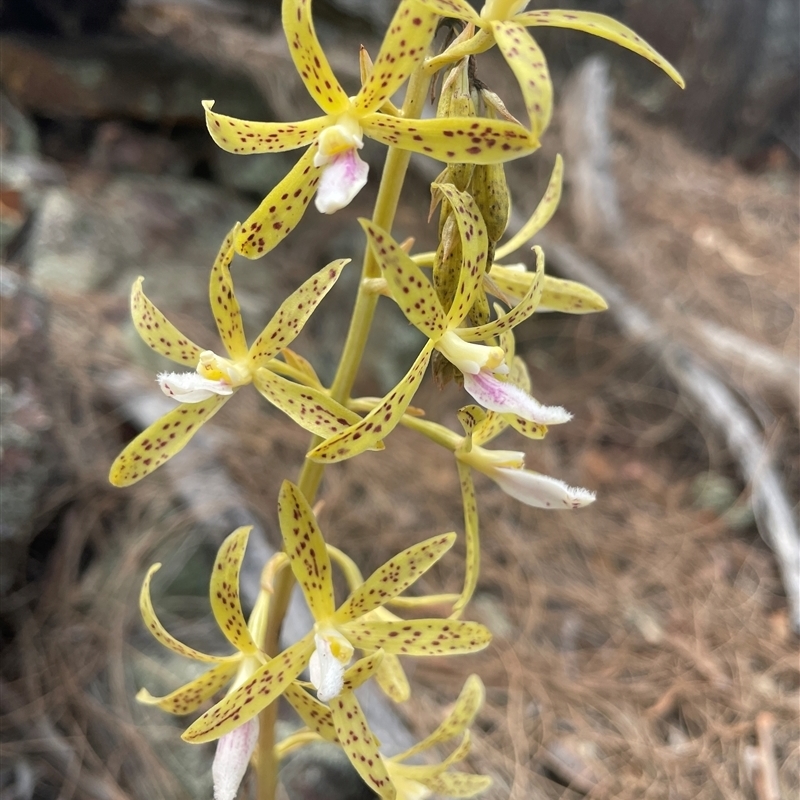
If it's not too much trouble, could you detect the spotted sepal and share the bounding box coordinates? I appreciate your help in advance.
[283,683,337,742]
[131,278,202,367]
[360,219,446,339]
[452,462,479,617]
[342,650,385,692]
[307,341,435,463]
[109,395,230,487]
[235,146,324,259]
[539,275,608,313]
[425,771,493,797]
[362,114,536,165]
[459,245,544,341]
[248,259,348,369]
[330,689,396,800]
[399,674,484,759]
[281,0,350,114]
[415,0,477,20]
[136,660,240,715]
[182,634,315,743]
[277,481,335,622]
[209,224,248,361]
[495,154,562,260]
[375,651,411,703]
[140,564,236,663]
[517,9,685,87]
[339,618,491,656]
[210,527,258,654]
[335,533,456,623]
[253,369,370,441]
[202,101,327,154]
[491,21,553,140]
[433,184,489,328]
[355,1,439,115]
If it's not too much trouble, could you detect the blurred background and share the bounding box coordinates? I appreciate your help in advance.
[1,1,798,798]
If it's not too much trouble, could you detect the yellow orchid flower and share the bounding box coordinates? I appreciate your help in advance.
[385,674,491,799]
[181,482,492,763]
[308,186,570,464]
[203,0,537,259]
[109,225,361,486]
[421,1,684,138]
[137,526,337,800]
[455,404,595,510]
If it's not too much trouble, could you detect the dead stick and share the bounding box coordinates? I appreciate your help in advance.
[534,231,800,632]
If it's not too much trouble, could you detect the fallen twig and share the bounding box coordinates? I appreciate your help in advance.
[535,231,800,632]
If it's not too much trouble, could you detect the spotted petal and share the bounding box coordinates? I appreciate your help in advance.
[460,245,544,341]
[491,467,596,509]
[516,9,685,87]
[209,224,248,361]
[278,481,335,622]
[375,651,411,703]
[183,634,315,743]
[131,278,202,367]
[424,771,493,797]
[136,660,240,715]
[203,101,327,154]
[210,528,258,655]
[452,462,479,617]
[252,369,368,440]
[340,618,491,656]
[248,259,348,369]
[360,219,446,339]
[281,0,350,114]
[491,21,553,139]
[462,370,571,425]
[435,184,489,329]
[109,395,230,487]
[354,0,439,115]
[235,146,324,259]
[335,533,456,623]
[140,564,236,663]
[538,276,608,313]
[399,674,485,759]
[362,114,535,165]
[495,154,562,261]
[415,0,477,20]
[307,341,435,463]
[330,688,396,800]
[283,683,337,742]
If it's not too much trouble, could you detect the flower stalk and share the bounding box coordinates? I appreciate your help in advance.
[111,3,684,799]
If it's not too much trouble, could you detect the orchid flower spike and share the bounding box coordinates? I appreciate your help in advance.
[203,0,537,259]
[181,482,492,787]
[308,186,569,464]
[421,0,684,138]
[109,225,362,486]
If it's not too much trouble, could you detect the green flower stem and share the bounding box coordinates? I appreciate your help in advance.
[256,63,433,800]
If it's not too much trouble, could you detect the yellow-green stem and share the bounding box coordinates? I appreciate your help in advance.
[255,63,433,800]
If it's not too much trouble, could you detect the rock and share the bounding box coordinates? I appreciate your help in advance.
[0,34,271,125]
[0,92,39,155]
[25,174,277,323]
[88,121,191,177]
[0,266,55,595]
